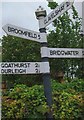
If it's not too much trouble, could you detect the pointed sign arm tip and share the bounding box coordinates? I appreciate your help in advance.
[2,24,10,34]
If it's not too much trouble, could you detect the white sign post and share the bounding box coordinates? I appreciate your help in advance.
[2,1,82,119]
[41,47,84,58]
[2,24,47,43]
[41,0,74,28]
[0,62,50,74]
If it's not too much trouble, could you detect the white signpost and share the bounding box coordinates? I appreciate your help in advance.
[2,1,83,119]
[41,47,84,58]
[1,1,83,119]
[2,24,47,43]
[0,62,50,74]
[42,0,74,28]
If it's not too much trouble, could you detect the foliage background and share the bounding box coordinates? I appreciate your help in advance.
[47,2,84,79]
[1,1,84,88]
[2,79,84,119]
[1,1,84,119]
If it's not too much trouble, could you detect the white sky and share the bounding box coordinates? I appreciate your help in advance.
[0,0,83,39]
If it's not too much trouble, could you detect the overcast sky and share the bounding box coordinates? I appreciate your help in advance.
[0,0,83,39]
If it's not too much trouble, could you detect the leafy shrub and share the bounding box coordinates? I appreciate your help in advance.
[52,91,83,119]
[2,84,48,119]
[2,79,84,119]
[51,79,84,119]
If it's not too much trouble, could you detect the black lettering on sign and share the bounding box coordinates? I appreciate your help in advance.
[35,63,40,67]
[35,63,40,73]
[8,26,10,32]
[48,16,51,21]
[34,34,37,38]
[64,51,68,55]
[51,12,55,19]
[82,50,84,56]
[8,26,15,32]
[1,63,12,68]
[1,69,12,74]
[7,26,40,40]
[58,7,62,13]
[75,51,79,55]
[66,2,70,7]
[14,29,19,34]
[57,50,61,55]
[1,69,4,73]
[18,30,23,34]
[50,50,56,55]
[23,31,27,36]
[28,32,31,37]
[38,35,40,39]
[44,19,47,24]
[35,68,40,73]
[50,50,53,55]
[14,69,25,73]
[61,51,65,55]
[69,51,73,55]
[55,9,59,16]
[61,4,64,11]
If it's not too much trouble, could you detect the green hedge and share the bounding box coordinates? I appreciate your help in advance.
[2,79,84,119]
